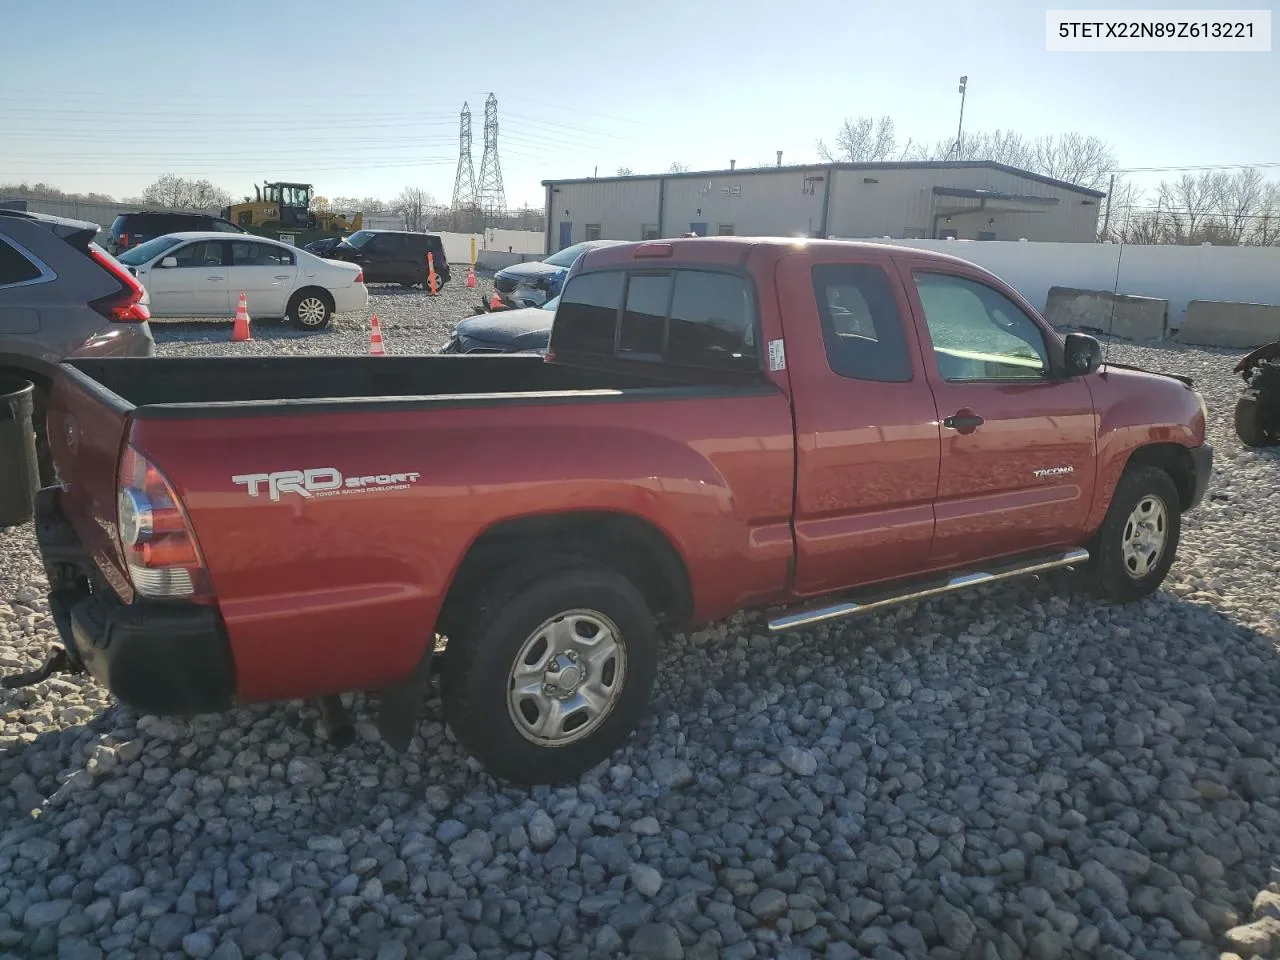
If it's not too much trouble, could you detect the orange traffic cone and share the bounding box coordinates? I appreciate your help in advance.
[368,314,387,355]
[489,290,502,311]
[466,264,476,289]
[427,252,438,297]
[231,292,252,341]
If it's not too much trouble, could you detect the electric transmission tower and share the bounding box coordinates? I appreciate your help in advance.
[476,92,507,220]
[451,101,478,216]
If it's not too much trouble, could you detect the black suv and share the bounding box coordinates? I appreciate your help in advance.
[107,211,246,256]
[327,230,451,288]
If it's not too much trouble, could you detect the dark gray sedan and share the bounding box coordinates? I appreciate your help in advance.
[439,295,558,355]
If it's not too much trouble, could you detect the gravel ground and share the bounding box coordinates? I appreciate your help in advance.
[2,309,1280,960]
[151,279,493,358]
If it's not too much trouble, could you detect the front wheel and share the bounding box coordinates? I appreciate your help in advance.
[287,290,333,331]
[1085,465,1182,603]
[439,566,659,785]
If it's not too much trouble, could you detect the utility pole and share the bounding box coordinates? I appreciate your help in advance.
[950,76,968,160]
[1100,173,1116,240]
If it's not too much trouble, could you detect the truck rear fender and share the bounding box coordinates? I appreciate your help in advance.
[437,511,695,639]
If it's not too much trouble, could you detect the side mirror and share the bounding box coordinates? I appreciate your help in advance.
[1064,332,1102,376]
[160,256,178,268]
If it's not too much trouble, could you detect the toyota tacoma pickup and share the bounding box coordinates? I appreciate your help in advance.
[15,238,1213,785]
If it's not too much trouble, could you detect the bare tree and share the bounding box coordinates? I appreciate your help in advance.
[1117,211,1164,245]
[1029,133,1116,192]
[935,129,1035,168]
[141,174,187,208]
[616,166,635,176]
[1158,172,1218,243]
[1099,176,1144,241]
[1210,167,1265,245]
[140,174,231,210]
[393,186,433,231]
[817,115,898,163]
[1249,182,1280,246]
[667,162,690,174]
[0,181,117,203]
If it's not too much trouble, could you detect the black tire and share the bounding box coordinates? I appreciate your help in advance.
[287,289,333,331]
[1235,395,1278,447]
[439,565,659,785]
[1086,465,1182,603]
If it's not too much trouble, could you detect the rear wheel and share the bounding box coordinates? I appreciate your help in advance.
[287,289,333,331]
[439,565,658,785]
[1235,394,1278,447]
[1086,465,1181,603]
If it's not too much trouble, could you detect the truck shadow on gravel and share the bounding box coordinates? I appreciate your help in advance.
[4,569,1280,958]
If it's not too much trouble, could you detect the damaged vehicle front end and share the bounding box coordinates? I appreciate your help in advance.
[1233,339,1280,447]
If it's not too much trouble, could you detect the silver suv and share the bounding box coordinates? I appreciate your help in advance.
[0,210,155,482]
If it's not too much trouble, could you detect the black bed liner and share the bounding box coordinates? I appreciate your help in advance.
[62,355,774,420]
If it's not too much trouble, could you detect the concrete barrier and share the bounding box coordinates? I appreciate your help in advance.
[477,250,547,271]
[1043,286,1168,341]
[1175,300,1280,349]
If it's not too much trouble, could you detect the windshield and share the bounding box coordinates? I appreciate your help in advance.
[342,230,376,249]
[543,243,589,268]
[116,235,183,265]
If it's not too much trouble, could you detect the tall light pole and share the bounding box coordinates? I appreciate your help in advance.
[951,75,968,160]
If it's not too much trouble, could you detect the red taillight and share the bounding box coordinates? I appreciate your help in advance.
[119,233,130,248]
[117,445,211,600]
[88,246,151,322]
[354,270,364,284]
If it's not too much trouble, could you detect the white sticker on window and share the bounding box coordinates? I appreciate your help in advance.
[767,338,786,372]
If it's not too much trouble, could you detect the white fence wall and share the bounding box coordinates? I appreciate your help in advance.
[851,237,1280,330]
[433,229,544,265]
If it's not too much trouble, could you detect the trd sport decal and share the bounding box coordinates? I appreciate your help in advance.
[232,468,421,501]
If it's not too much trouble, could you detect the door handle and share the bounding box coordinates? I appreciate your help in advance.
[943,413,985,432]
[207,276,224,281]
[274,275,290,280]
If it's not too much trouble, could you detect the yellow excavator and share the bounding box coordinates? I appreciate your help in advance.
[222,182,362,246]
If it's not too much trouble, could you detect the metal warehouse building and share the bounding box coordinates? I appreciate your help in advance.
[542,161,1104,252]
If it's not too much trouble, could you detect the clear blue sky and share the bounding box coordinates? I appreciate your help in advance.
[3,0,1276,209]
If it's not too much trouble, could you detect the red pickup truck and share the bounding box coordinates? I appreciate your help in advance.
[19,237,1212,785]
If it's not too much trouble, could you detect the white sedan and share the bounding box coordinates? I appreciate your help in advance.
[116,231,367,330]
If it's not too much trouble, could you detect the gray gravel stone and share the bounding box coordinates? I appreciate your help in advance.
[629,922,684,960]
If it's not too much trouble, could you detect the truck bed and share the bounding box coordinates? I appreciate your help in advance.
[63,355,695,416]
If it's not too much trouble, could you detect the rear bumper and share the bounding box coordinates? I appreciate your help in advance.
[1187,441,1213,510]
[70,321,156,359]
[34,485,235,715]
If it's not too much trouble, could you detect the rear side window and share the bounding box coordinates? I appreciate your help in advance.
[555,267,759,373]
[668,270,756,370]
[811,263,913,382]
[555,270,624,355]
[0,238,44,286]
[231,241,294,266]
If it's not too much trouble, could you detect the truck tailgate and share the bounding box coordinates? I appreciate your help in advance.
[45,364,135,601]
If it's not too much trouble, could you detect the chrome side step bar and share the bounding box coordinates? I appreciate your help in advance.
[767,547,1090,633]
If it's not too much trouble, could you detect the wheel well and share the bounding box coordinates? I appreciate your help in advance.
[438,512,693,638]
[1125,443,1195,509]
